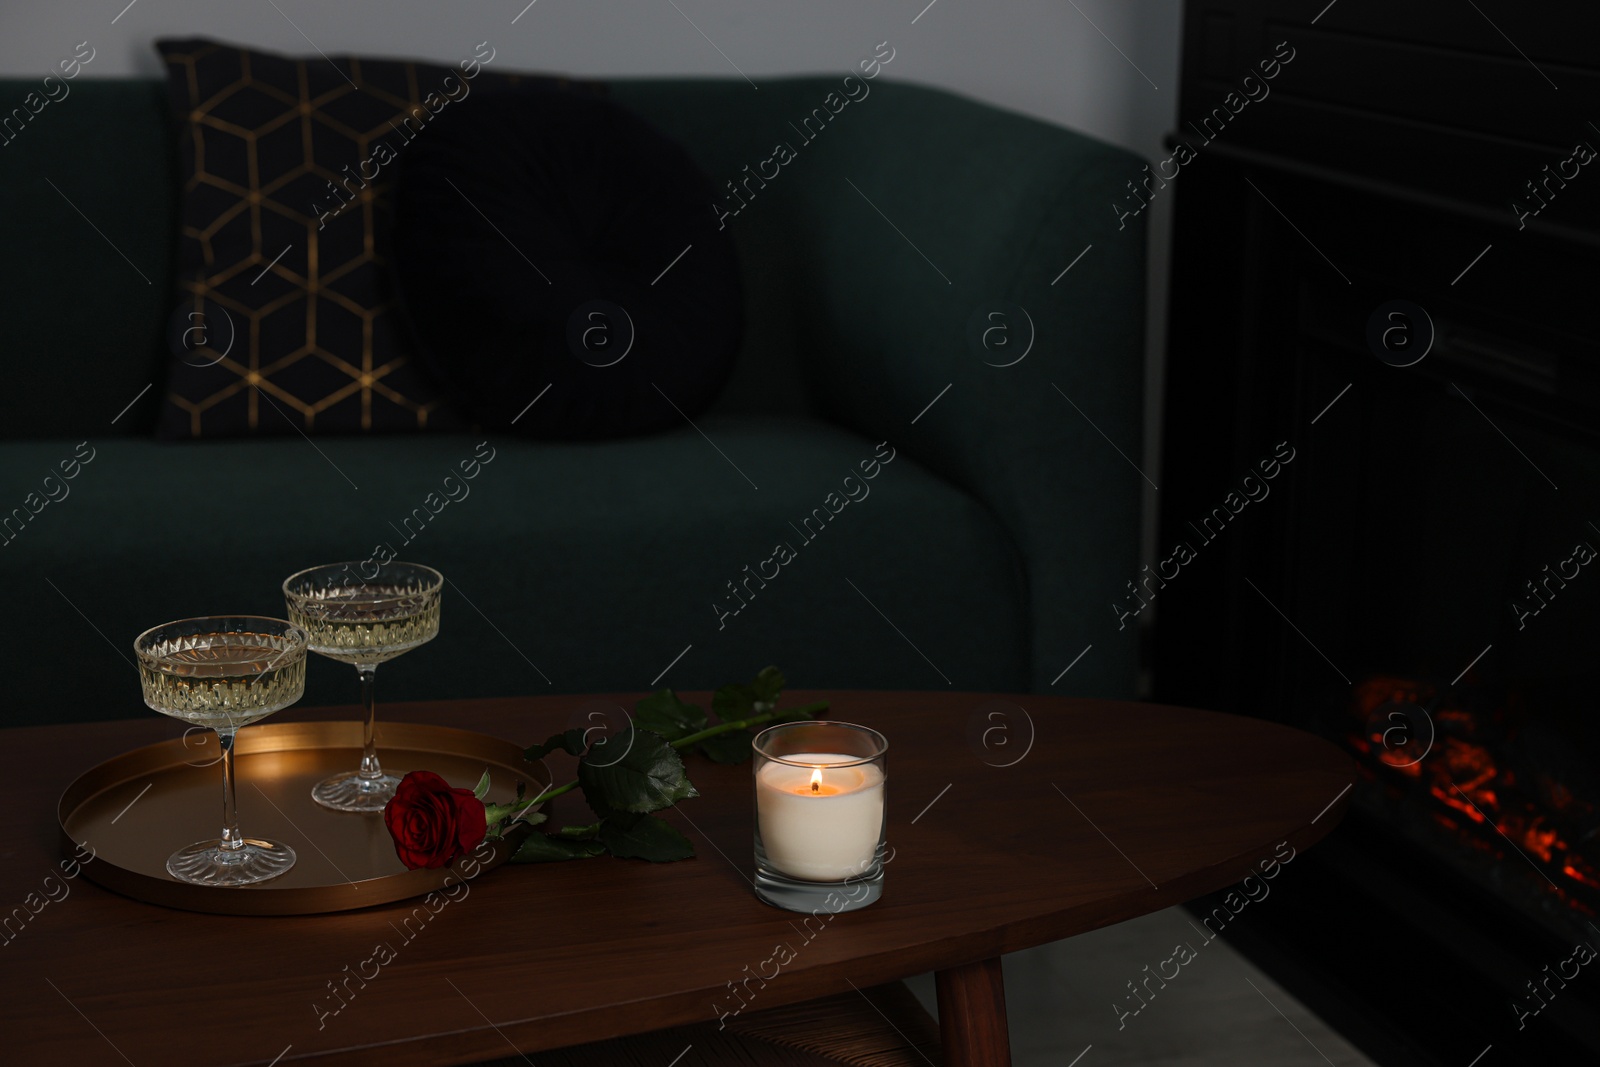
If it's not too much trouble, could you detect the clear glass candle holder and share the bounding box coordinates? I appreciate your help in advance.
[753,721,887,913]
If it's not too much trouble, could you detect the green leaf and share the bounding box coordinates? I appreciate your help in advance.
[578,726,699,815]
[633,688,708,742]
[526,728,588,761]
[712,666,789,724]
[712,683,757,722]
[599,813,696,861]
[697,729,754,764]
[472,768,492,801]
[510,833,605,863]
[751,666,785,703]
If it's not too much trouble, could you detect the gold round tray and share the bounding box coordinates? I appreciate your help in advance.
[58,720,549,916]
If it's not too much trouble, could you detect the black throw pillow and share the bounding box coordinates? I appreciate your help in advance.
[392,86,742,439]
[153,38,595,438]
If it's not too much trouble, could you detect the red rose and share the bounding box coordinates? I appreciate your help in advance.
[383,771,488,870]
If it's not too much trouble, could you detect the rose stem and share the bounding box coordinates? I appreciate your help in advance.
[514,700,831,812]
[667,700,830,750]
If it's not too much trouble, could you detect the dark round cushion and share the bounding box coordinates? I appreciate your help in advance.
[392,86,742,439]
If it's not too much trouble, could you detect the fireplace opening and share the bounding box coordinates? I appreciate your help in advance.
[1279,309,1600,961]
[1155,156,1600,1062]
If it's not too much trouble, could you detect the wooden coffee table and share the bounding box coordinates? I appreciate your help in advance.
[0,691,1354,1067]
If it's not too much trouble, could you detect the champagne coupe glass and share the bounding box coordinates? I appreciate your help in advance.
[283,562,443,812]
[134,616,307,886]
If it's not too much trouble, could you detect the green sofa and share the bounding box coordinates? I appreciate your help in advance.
[0,75,1145,725]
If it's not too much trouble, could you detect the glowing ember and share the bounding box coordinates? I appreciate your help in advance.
[1346,675,1598,914]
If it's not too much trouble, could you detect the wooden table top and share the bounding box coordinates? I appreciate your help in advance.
[0,691,1354,1067]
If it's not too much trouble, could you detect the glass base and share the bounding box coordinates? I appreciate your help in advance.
[166,839,296,886]
[754,864,884,914]
[312,770,400,812]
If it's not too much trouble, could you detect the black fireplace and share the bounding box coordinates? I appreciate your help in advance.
[1156,2,1600,1063]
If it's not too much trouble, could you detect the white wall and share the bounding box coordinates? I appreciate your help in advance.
[4,0,1181,591]
[2,1,1181,158]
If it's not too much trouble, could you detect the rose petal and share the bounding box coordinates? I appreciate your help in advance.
[450,792,488,855]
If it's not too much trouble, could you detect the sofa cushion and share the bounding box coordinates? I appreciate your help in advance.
[393,85,743,439]
[4,418,1027,726]
[151,38,592,439]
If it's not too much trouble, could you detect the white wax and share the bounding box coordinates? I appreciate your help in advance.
[756,753,885,882]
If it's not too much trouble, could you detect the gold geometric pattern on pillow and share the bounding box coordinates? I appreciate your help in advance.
[154,39,543,437]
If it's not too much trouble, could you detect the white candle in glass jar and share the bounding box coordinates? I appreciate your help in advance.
[756,753,886,882]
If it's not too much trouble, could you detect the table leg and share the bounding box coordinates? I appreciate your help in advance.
[935,956,1011,1067]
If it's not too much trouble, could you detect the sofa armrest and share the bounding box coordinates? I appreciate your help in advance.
[791,81,1147,696]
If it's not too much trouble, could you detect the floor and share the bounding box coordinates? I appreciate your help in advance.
[904,907,1378,1067]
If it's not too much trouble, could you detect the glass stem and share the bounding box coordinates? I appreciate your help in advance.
[357,666,382,780]
[218,728,243,851]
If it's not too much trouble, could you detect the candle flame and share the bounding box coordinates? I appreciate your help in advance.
[809,766,823,794]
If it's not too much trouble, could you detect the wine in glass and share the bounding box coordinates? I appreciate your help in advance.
[134,616,307,887]
[283,562,443,812]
